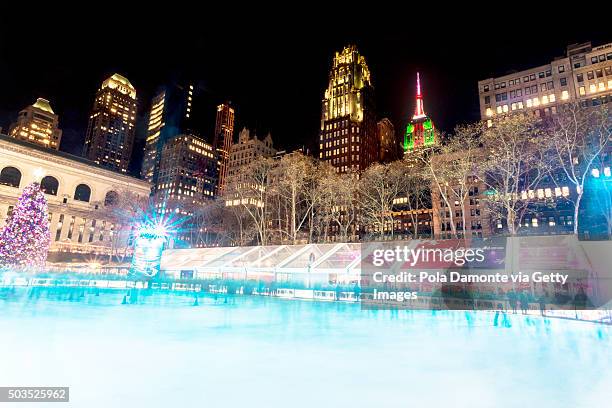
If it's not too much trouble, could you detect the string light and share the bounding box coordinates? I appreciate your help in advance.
[0,182,50,270]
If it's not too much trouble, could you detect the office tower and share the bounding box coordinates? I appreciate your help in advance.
[141,82,201,187]
[377,118,398,162]
[214,103,235,192]
[83,74,137,173]
[478,41,612,124]
[155,134,218,205]
[141,92,166,183]
[404,72,436,153]
[9,98,62,149]
[319,45,377,173]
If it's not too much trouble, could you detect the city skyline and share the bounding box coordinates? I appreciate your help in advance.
[0,25,609,176]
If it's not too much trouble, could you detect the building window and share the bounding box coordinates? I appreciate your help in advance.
[0,166,21,188]
[104,190,119,206]
[560,78,567,87]
[74,184,91,202]
[558,65,565,73]
[41,176,59,195]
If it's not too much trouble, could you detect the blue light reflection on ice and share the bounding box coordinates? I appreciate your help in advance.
[0,289,611,408]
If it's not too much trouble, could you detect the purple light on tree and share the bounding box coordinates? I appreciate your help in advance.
[0,182,50,270]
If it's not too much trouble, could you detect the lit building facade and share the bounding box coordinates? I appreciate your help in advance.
[320,45,378,173]
[478,41,612,123]
[478,41,612,237]
[0,134,150,260]
[214,103,235,192]
[377,118,398,162]
[9,98,62,149]
[227,128,276,179]
[389,205,434,239]
[155,134,218,206]
[83,74,137,173]
[141,91,166,183]
[431,175,493,239]
[141,82,201,188]
[404,73,436,153]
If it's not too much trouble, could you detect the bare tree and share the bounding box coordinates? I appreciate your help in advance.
[417,127,480,239]
[547,103,611,234]
[219,199,257,246]
[480,114,549,235]
[325,171,360,241]
[101,189,149,262]
[359,161,408,239]
[303,161,336,243]
[186,199,228,247]
[225,157,275,245]
[395,160,432,239]
[273,152,316,244]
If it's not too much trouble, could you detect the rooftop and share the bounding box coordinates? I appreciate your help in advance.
[31,98,55,114]
[101,73,137,98]
[0,133,149,185]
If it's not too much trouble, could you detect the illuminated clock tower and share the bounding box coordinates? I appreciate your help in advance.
[404,72,436,153]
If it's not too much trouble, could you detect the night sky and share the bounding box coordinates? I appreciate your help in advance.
[1,18,609,176]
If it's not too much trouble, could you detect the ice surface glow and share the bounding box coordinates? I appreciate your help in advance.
[0,289,611,408]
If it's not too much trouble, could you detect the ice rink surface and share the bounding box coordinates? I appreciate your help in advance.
[1,289,611,408]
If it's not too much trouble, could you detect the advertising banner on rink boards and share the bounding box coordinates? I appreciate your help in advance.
[360,236,612,311]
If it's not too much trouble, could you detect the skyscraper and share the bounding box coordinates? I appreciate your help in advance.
[214,103,235,192]
[377,118,398,162]
[155,134,218,206]
[141,91,166,183]
[141,82,201,188]
[320,45,377,173]
[404,73,436,153]
[83,74,137,173]
[9,98,62,149]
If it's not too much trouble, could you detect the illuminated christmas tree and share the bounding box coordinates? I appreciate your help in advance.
[404,72,436,152]
[0,182,50,270]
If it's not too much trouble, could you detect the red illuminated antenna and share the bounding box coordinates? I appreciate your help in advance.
[413,72,426,119]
